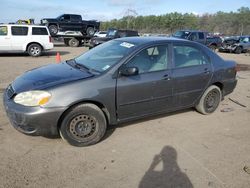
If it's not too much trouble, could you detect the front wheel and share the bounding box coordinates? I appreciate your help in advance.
[235,46,242,54]
[86,27,95,36]
[195,85,222,114]
[59,103,107,147]
[68,38,80,47]
[48,25,58,36]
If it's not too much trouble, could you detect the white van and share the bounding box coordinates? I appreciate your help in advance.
[0,24,53,57]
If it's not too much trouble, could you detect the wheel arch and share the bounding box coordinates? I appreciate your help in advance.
[57,100,110,129]
[25,42,43,51]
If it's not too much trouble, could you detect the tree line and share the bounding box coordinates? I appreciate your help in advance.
[100,7,250,36]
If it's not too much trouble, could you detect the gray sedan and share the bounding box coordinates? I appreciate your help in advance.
[3,37,237,146]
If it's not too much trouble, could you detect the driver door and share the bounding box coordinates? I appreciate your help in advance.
[116,44,174,121]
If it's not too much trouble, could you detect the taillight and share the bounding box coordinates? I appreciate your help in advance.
[49,36,52,43]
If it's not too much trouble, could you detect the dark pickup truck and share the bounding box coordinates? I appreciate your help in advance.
[173,30,208,44]
[89,28,139,48]
[173,30,222,50]
[41,14,100,36]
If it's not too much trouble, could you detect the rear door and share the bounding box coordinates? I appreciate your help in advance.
[0,25,11,50]
[10,26,29,50]
[116,44,174,120]
[172,43,212,108]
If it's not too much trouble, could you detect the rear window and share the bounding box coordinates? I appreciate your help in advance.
[11,26,28,35]
[32,27,48,35]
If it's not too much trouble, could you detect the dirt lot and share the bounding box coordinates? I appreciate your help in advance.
[0,45,250,188]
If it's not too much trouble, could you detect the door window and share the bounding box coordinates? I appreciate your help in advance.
[11,26,28,35]
[198,32,204,39]
[174,45,209,68]
[0,26,7,35]
[32,27,48,35]
[125,45,168,73]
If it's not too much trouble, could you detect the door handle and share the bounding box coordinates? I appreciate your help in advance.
[4,37,10,39]
[162,74,171,80]
[204,68,210,74]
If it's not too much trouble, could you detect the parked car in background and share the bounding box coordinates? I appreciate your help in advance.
[94,31,107,38]
[3,37,237,146]
[41,14,100,37]
[205,36,223,50]
[219,36,250,54]
[89,28,139,48]
[173,30,208,44]
[0,24,53,57]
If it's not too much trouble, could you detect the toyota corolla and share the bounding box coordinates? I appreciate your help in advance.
[3,37,237,146]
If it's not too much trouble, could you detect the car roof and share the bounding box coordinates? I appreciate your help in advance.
[0,24,47,28]
[115,36,188,45]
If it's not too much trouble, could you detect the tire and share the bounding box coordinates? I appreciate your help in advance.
[195,85,222,115]
[64,38,70,46]
[235,46,242,54]
[209,44,217,51]
[27,43,42,57]
[86,27,95,36]
[48,25,58,36]
[59,103,107,147]
[68,38,80,47]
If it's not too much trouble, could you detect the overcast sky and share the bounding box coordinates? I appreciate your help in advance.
[0,0,249,23]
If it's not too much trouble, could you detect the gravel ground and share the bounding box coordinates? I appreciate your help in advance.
[0,45,250,188]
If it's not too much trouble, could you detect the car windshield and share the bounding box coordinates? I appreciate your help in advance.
[75,40,136,72]
[107,29,118,37]
[173,31,190,39]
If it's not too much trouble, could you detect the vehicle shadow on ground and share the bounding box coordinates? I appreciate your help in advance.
[139,145,193,188]
[0,51,70,57]
[43,108,194,142]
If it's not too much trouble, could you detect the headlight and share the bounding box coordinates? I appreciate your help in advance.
[14,90,51,107]
[42,19,48,24]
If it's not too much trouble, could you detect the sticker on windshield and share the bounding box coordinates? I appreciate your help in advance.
[102,65,110,70]
[120,42,135,48]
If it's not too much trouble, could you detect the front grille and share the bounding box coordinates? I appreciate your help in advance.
[6,85,15,99]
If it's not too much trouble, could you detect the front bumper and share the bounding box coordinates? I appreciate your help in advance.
[3,89,66,136]
[219,45,237,52]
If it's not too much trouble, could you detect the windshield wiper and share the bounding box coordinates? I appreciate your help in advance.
[66,59,100,74]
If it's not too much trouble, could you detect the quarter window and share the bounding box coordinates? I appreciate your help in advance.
[174,45,209,68]
[32,27,48,35]
[0,26,7,35]
[125,45,169,74]
[11,26,28,35]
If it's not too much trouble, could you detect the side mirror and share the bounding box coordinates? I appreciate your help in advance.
[120,67,139,76]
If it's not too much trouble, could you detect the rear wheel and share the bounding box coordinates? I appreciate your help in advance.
[59,103,107,147]
[209,44,217,51]
[235,46,242,54]
[68,38,80,47]
[195,85,222,114]
[27,43,42,57]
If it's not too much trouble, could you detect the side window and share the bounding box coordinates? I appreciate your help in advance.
[71,15,81,21]
[174,45,209,68]
[0,26,8,36]
[32,27,48,35]
[11,26,28,36]
[189,33,197,41]
[61,15,70,21]
[198,32,204,39]
[125,45,168,74]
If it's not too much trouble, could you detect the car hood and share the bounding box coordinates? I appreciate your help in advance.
[12,62,94,93]
[41,18,58,22]
[94,37,113,43]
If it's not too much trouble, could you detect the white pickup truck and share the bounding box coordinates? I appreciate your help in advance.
[0,24,53,57]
